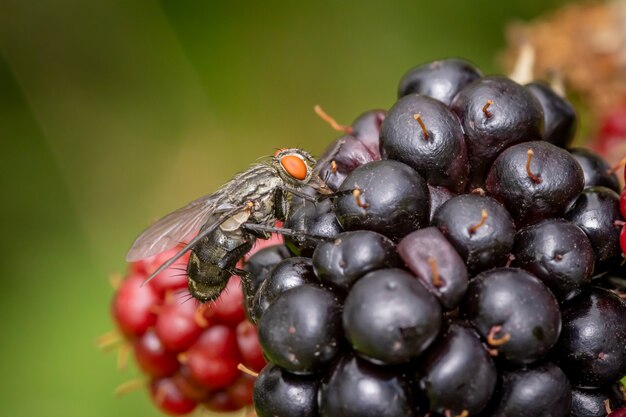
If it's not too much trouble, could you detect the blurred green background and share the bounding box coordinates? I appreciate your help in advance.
[0,0,571,415]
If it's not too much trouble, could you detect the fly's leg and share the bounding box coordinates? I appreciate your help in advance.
[279,185,317,203]
[242,223,334,244]
[229,267,257,322]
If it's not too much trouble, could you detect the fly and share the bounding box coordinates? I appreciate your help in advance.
[126,148,331,303]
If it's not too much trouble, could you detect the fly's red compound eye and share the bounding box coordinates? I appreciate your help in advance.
[280,155,308,180]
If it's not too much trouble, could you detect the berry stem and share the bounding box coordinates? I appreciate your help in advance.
[428,256,444,288]
[482,100,494,118]
[115,379,144,397]
[194,304,210,328]
[353,188,369,209]
[96,330,121,351]
[314,105,353,134]
[608,156,626,174]
[468,209,488,235]
[413,113,430,140]
[526,149,542,184]
[330,160,338,174]
[117,342,131,370]
[605,398,613,415]
[487,325,511,347]
[237,363,259,378]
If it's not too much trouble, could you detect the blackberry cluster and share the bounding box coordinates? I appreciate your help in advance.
[108,242,274,415]
[250,59,626,417]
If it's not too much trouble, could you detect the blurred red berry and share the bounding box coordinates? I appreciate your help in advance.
[227,375,255,408]
[133,330,180,378]
[149,377,197,416]
[155,298,204,352]
[111,274,158,338]
[204,390,240,413]
[207,276,246,326]
[236,320,266,372]
[186,325,241,390]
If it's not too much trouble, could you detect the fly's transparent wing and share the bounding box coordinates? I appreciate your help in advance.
[126,193,221,261]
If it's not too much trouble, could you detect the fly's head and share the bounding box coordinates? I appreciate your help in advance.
[272,148,317,187]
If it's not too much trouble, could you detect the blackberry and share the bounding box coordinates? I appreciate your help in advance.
[117,57,626,417]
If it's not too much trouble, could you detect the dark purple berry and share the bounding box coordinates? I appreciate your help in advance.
[450,76,544,187]
[565,186,624,271]
[380,94,469,192]
[312,230,400,292]
[258,285,343,375]
[334,160,430,241]
[428,185,455,222]
[461,268,561,365]
[514,219,595,301]
[570,147,620,193]
[432,194,515,274]
[351,109,386,159]
[343,268,441,364]
[419,322,497,415]
[486,141,585,227]
[526,81,577,148]
[319,354,416,417]
[488,362,572,417]
[552,287,626,388]
[398,227,469,309]
[253,364,319,417]
[398,58,482,105]
[316,135,376,191]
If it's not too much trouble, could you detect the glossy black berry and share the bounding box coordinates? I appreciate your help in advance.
[251,257,317,323]
[398,227,469,309]
[571,385,626,417]
[487,362,572,417]
[312,230,400,292]
[253,364,319,417]
[569,147,620,193]
[343,268,441,364]
[319,354,416,417]
[486,141,585,227]
[514,219,595,301]
[461,268,561,365]
[242,244,291,320]
[397,58,482,105]
[419,322,497,415]
[380,94,469,192]
[526,81,577,148]
[334,160,430,241]
[258,285,343,374]
[450,76,544,187]
[552,287,626,388]
[432,194,515,274]
[284,198,343,256]
[565,186,623,271]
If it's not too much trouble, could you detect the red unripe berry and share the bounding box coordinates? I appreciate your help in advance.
[149,377,197,416]
[620,225,626,257]
[236,320,266,372]
[145,249,190,297]
[171,366,211,402]
[111,274,158,338]
[186,325,241,390]
[226,375,255,408]
[621,189,626,219]
[155,298,204,352]
[206,276,246,326]
[133,330,180,378]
